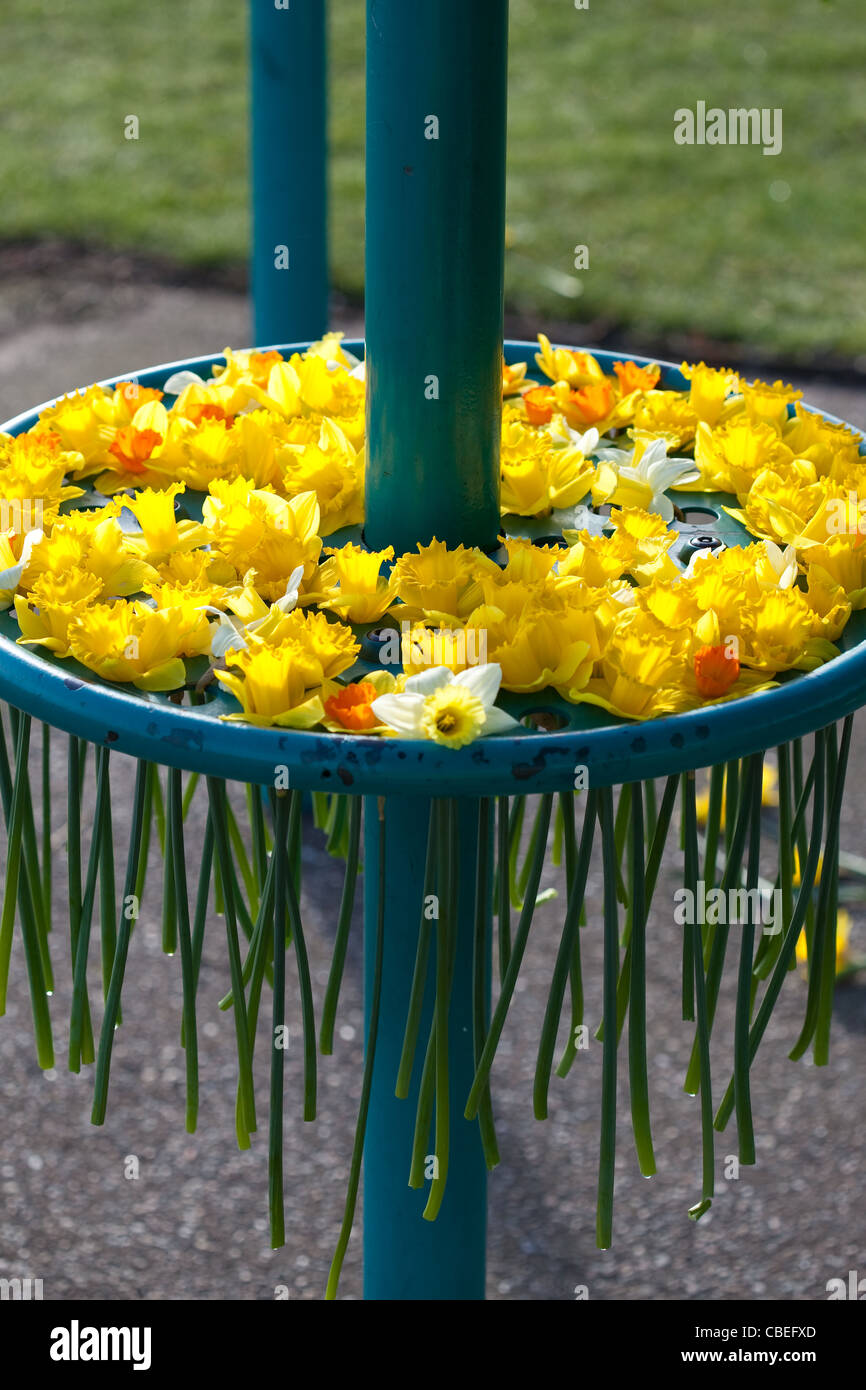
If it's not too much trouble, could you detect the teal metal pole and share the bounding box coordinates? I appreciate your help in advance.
[249,0,328,345]
[363,798,490,1300]
[364,0,508,552]
[361,0,509,1301]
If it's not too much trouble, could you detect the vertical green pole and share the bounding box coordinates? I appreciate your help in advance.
[249,0,328,345]
[362,0,509,1300]
[364,0,508,552]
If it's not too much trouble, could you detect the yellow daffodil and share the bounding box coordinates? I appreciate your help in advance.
[316,543,396,623]
[121,483,208,565]
[390,539,497,621]
[679,361,739,426]
[215,642,325,728]
[500,416,595,516]
[15,568,103,655]
[22,512,157,598]
[534,335,605,388]
[67,601,199,691]
[280,418,364,534]
[694,418,794,496]
[203,480,322,602]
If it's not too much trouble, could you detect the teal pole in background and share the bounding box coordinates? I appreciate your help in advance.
[363,798,491,1301]
[364,0,509,553]
[249,0,329,345]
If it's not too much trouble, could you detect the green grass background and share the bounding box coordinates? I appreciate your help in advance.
[2,0,864,355]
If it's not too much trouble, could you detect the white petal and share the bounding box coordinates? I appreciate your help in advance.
[370,693,426,735]
[163,370,206,395]
[649,494,675,524]
[481,705,521,735]
[0,528,42,589]
[404,666,453,695]
[350,362,366,382]
[454,662,502,706]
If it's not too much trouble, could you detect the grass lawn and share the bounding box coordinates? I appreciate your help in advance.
[1,0,864,356]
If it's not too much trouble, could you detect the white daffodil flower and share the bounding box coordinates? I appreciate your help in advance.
[595,437,700,524]
[201,609,247,660]
[162,370,207,395]
[0,529,43,606]
[545,417,600,456]
[370,663,520,748]
[762,540,798,589]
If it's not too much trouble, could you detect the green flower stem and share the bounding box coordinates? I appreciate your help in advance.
[551,789,584,1078]
[424,799,458,1221]
[0,713,54,1015]
[682,761,713,1218]
[226,798,259,920]
[683,763,754,1095]
[8,710,53,989]
[325,792,350,859]
[91,760,149,1125]
[325,796,387,1300]
[628,782,655,1177]
[724,759,740,857]
[408,1027,437,1188]
[0,716,54,1068]
[233,833,280,1149]
[507,795,526,908]
[320,796,363,1055]
[133,762,155,908]
[714,729,827,1132]
[644,778,658,843]
[681,772,697,1024]
[269,791,290,1248]
[552,797,564,867]
[161,766,177,955]
[181,771,199,822]
[41,723,52,936]
[69,745,113,1072]
[597,773,679,1046]
[465,794,553,1121]
[190,813,214,1000]
[517,794,549,903]
[789,717,852,1063]
[247,785,268,898]
[99,759,117,1001]
[65,739,94,1061]
[814,851,840,1066]
[151,767,166,857]
[168,765,198,1133]
[496,795,511,984]
[702,764,725,888]
[596,786,620,1249]
[206,777,256,1137]
[534,789,598,1117]
[472,798,500,1170]
[734,755,763,1166]
[394,803,437,1096]
[281,789,317,1122]
[555,904,586,1079]
[613,782,632,907]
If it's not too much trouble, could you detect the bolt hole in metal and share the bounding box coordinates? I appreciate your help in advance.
[522,708,571,732]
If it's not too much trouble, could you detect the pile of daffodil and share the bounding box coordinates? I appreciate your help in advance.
[1,333,863,746]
